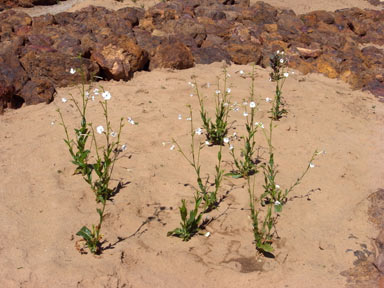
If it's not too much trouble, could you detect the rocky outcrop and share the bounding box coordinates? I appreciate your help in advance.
[0,0,64,9]
[0,0,384,112]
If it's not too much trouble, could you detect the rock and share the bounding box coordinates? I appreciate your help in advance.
[149,40,194,70]
[0,81,15,113]
[20,51,99,87]
[19,78,55,105]
[225,41,262,65]
[315,54,342,79]
[91,36,148,80]
[192,46,231,64]
[376,253,384,274]
[296,47,322,59]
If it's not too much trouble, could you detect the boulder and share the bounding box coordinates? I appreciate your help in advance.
[149,40,194,70]
[19,78,55,105]
[20,51,99,87]
[91,36,148,80]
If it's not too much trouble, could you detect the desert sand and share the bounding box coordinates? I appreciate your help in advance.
[1,1,384,288]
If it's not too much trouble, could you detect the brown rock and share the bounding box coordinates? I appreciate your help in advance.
[0,81,14,113]
[225,42,262,65]
[315,54,341,79]
[296,47,322,59]
[91,36,148,80]
[20,51,99,87]
[149,41,194,70]
[19,78,55,105]
[192,46,231,64]
[376,253,384,274]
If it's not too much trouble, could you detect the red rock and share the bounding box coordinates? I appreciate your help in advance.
[19,78,55,105]
[149,40,194,70]
[225,41,262,65]
[91,36,148,80]
[20,51,99,87]
[296,47,322,58]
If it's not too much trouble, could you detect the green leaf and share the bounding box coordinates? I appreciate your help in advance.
[274,204,283,213]
[259,243,274,253]
[224,172,243,179]
[76,226,93,242]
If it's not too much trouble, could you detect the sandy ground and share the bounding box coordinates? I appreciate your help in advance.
[13,0,382,17]
[1,0,384,287]
[1,62,383,287]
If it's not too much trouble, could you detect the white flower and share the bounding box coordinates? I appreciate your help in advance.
[276,50,280,54]
[170,144,175,151]
[91,95,95,101]
[195,128,203,135]
[280,58,284,64]
[223,102,229,107]
[61,97,67,103]
[233,132,237,137]
[226,88,231,94]
[70,68,76,74]
[102,91,111,100]
[215,90,221,95]
[309,163,315,168]
[227,73,231,78]
[243,111,248,117]
[127,117,135,125]
[96,125,104,134]
[188,81,195,87]
[242,101,248,106]
[255,122,264,129]
[186,117,192,121]
[178,114,182,120]
[204,231,211,237]
[93,88,99,95]
[205,141,211,146]
[121,144,127,151]
[265,97,272,103]
[110,131,117,137]
[50,121,55,126]
[190,93,194,97]
[85,91,89,98]
[223,137,230,144]
[239,70,244,75]
[229,144,234,150]
[233,107,239,111]
[283,72,289,78]
[249,101,256,108]
[275,184,280,189]
[281,51,285,55]
[274,200,281,206]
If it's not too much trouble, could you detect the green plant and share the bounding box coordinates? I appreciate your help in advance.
[248,176,275,253]
[269,51,288,120]
[260,120,319,213]
[192,68,232,145]
[57,68,92,176]
[76,97,123,254]
[167,195,203,241]
[173,106,223,212]
[227,66,260,178]
[58,69,125,254]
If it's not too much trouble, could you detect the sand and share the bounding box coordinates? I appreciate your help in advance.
[1,1,384,287]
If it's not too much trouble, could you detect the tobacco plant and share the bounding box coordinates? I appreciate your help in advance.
[269,51,288,120]
[192,69,232,145]
[248,175,275,253]
[167,195,203,241]
[58,68,125,254]
[228,66,260,178]
[172,106,223,212]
